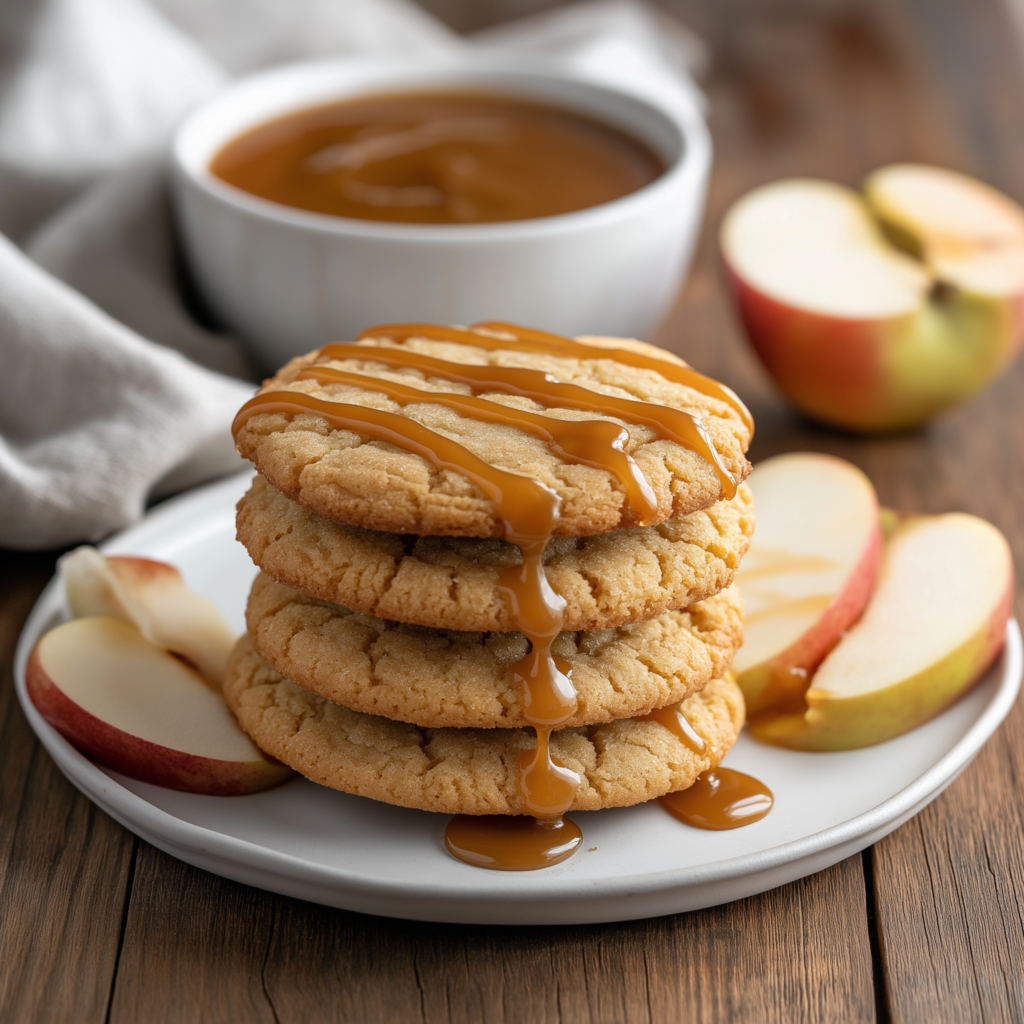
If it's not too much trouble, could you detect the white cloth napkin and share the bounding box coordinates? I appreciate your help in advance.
[0,0,705,549]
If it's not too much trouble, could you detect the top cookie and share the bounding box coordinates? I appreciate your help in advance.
[233,331,753,538]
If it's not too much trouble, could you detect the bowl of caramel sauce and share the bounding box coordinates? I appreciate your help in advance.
[172,57,710,367]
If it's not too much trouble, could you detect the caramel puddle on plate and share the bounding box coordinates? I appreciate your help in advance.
[661,768,774,830]
[444,815,583,870]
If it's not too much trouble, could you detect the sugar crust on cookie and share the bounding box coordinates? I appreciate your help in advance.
[224,634,746,815]
[245,573,743,728]
[233,335,753,538]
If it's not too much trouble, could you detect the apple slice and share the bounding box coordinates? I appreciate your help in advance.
[732,453,882,716]
[865,164,1024,299]
[59,547,236,688]
[750,513,1013,750]
[721,168,1024,431]
[27,617,292,794]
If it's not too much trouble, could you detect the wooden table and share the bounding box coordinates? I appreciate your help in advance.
[3,0,1023,1019]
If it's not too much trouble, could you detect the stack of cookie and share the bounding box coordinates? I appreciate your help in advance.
[223,325,754,819]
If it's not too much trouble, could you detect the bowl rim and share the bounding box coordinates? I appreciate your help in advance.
[171,54,710,243]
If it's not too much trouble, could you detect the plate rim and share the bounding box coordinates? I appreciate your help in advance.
[12,473,1023,921]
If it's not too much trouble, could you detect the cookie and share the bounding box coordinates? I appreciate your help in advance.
[237,475,754,633]
[224,634,746,815]
[233,333,753,538]
[245,573,743,728]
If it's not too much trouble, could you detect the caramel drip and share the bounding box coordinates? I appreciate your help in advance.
[444,814,582,870]
[638,703,707,753]
[232,390,581,822]
[295,364,658,522]
[661,769,773,830]
[356,321,754,435]
[319,342,736,500]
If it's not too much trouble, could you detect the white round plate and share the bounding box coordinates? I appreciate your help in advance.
[14,472,1022,925]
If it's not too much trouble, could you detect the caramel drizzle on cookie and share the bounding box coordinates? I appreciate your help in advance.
[232,392,582,819]
[313,344,737,502]
[356,320,754,436]
[294,364,659,523]
[636,701,707,754]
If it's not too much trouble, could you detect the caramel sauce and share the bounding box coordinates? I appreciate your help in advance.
[637,702,707,753]
[315,343,735,503]
[356,321,754,436]
[661,769,773,830]
[746,665,812,720]
[232,322,756,867]
[638,704,774,831]
[444,814,583,870]
[209,90,662,225]
[295,364,658,522]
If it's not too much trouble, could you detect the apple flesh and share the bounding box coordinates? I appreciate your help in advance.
[732,453,882,716]
[27,617,292,794]
[59,546,236,688]
[721,166,1024,431]
[749,513,1013,750]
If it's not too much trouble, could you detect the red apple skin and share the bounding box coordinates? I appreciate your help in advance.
[723,264,894,430]
[26,645,292,796]
[106,555,181,586]
[739,514,884,716]
[724,261,1024,433]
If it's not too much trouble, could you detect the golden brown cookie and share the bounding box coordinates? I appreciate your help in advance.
[233,334,752,538]
[237,476,754,633]
[224,634,746,815]
[245,573,743,728]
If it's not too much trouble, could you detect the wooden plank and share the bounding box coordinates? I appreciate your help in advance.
[0,551,135,1024]
[107,849,873,1024]
[649,856,876,1023]
[108,843,279,1024]
[870,732,1024,1024]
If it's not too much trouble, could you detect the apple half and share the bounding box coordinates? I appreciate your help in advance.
[749,512,1013,750]
[27,617,292,794]
[732,453,882,716]
[59,546,236,688]
[721,165,1024,431]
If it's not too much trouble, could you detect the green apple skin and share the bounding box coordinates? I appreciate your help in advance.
[724,264,1024,432]
[748,576,1012,751]
[737,516,882,717]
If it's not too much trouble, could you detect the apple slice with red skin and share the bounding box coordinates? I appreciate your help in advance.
[721,166,1024,431]
[750,512,1013,750]
[732,453,882,716]
[59,546,236,688]
[27,617,291,794]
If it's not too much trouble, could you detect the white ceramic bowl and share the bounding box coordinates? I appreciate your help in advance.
[172,55,711,370]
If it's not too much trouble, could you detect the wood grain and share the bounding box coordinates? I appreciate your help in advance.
[0,551,136,1024]
[108,844,278,1024]
[102,849,873,1024]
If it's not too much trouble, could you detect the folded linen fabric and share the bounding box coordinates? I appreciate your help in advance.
[0,0,703,549]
